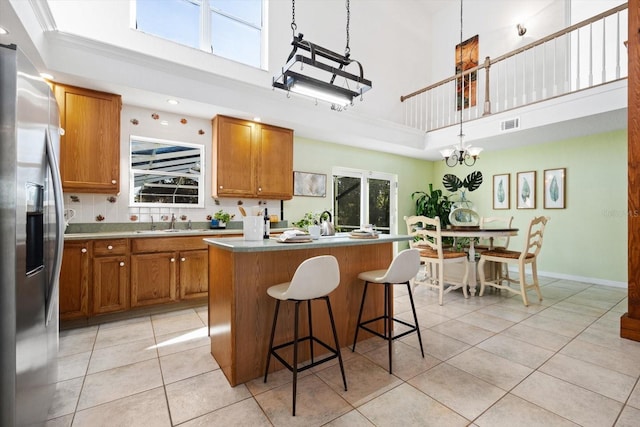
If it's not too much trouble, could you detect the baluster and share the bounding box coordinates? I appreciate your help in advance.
[589,23,594,86]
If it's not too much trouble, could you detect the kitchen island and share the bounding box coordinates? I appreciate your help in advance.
[204,233,412,386]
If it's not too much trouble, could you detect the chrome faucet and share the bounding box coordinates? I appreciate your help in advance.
[150,215,156,231]
[170,213,176,230]
[187,219,192,230]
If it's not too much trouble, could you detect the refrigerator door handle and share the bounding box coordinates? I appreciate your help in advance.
[45,129,64,325]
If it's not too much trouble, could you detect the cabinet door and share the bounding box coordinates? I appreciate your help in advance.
[54,84,121,193]
[59,241,90,320]
[130,252,178,307]
[256,124,294,199]
[92,255,129,314]
[179,249,208,300]
[213,116,255,197]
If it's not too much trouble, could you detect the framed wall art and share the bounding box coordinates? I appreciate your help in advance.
[492,173,510,210]
[293,171,327,197]
[544,168,566,209]
[516,171,536,209]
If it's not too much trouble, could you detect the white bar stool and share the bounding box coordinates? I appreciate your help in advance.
[263,255,347,416]
[352,248,424,374]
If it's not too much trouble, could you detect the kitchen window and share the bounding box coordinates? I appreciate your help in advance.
[332,168,397,234]
[135,0,264,68]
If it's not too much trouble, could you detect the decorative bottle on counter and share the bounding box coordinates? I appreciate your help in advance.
[263,208,270,238]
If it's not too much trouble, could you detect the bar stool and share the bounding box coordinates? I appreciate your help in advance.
[352,248,424,374]
[263,255,347,416]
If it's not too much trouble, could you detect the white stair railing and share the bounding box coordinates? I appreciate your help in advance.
[401,3,628,133]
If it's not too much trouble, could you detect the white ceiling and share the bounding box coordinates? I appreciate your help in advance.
[0,0,627,161]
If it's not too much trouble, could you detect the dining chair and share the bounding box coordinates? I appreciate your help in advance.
[412,216,470,305]
[478,216,550,306]
[476,215,514,284]
[352,248,424,374]
[263,255,347,416]
[476,216,514,251]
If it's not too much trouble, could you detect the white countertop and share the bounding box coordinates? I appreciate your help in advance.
[63,228,290,241]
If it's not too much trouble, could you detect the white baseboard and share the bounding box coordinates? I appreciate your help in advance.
[509,268,627,289]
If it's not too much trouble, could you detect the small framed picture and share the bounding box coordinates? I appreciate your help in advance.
[544,168,566,209]
[516,171,536,209]
[492,173,510,210]
[293,171,327,197]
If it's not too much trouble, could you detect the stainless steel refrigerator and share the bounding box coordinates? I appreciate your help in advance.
[0,43,64,426]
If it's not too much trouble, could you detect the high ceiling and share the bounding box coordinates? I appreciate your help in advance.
[0,0,627,161]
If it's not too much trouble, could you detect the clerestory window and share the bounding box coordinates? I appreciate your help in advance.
[135,0,264,69]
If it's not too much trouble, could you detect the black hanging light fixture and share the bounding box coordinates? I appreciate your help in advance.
[272,0,372,110]
[440,0,483,167]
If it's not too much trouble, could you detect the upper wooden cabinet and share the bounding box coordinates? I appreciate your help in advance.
[212,115,293,199]
[53,83,122,193]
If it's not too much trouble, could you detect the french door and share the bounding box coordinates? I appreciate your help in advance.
[332,168,397,234]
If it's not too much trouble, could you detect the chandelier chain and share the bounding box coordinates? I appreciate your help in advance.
[345,0,351,56]
[459,0,463,137]
[291,0,297,35]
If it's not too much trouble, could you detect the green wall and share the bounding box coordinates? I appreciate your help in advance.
[432,129,628,285]
[286,129,627,286]
[284,136,431,233]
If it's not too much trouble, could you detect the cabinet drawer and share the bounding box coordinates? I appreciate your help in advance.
[132,236,208,253]
[93,239,128,256]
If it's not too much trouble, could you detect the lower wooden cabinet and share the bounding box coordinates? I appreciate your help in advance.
[179,249,209,300]
[92,255,129,314]
[60,235,216,322]
[59,241,90,320]
[130,252,178,307]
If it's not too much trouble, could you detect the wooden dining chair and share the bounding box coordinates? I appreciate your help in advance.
[412,216,469,305]
[478,216,550,306]
[476,216,514,251]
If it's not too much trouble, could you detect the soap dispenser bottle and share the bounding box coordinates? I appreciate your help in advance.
[263,208,270,239]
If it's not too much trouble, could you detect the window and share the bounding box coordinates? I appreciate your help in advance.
[135,0,264,68]
[332,168,397,234]
[129,136,205,208]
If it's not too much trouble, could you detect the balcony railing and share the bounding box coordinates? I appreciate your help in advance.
[401,3,628,133]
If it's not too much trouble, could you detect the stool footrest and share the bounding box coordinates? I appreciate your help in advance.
[358,316,418,342]
[269,335,339,373]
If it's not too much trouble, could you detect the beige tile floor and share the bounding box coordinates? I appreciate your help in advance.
[46,277,640,427]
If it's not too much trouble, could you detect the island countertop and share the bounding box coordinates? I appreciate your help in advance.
[204,232,411,252]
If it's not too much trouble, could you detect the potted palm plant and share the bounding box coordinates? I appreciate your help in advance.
[411,183,453,228]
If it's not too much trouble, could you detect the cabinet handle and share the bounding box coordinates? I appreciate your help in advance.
[107,245,113,250]
[258,187,262,192]
[111,179,117,184]
[119,262,125,267]
[81,248,87,253]
[219,185,223,189]
[171,258,175,262]
[181,257,186,262]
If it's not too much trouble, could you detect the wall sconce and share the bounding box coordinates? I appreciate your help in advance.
[517,23,527,37]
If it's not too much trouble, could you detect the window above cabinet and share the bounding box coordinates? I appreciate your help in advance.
[129,136,204,208]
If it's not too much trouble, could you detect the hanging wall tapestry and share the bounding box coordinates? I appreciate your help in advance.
[455,35,479,110]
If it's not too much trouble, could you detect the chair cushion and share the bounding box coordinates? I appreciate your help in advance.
[419,247,468,259]
[481,249,534,260]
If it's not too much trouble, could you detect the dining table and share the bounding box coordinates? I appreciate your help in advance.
[440,226,519,295]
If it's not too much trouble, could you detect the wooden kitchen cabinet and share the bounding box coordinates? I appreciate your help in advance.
[130,236,208,306]
[92,239,129,314]
[178,249,209,300]
[59,241,90,320]
[212,115,293,199]
[53,83,122,193]
[130,252,178,307]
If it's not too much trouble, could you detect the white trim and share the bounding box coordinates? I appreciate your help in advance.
[511,268,627,289]
[28,0,57,32]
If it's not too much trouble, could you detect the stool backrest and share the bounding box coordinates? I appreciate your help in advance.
[284,255,340,300]
[377,248,421,284]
